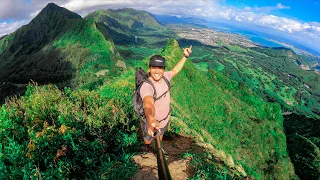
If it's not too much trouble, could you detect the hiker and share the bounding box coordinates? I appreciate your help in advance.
[140,45,192,145]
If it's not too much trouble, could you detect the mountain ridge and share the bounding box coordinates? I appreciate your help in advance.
[0,3,120,102]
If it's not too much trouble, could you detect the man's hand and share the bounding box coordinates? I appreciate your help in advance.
[183,45,192,58]
[147,119,161,137]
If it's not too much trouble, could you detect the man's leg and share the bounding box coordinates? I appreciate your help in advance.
[144,138,152,144]
[141,119,154,145]
[158,120,170,143]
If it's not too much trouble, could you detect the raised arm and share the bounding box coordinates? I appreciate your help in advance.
[171,45,192,77]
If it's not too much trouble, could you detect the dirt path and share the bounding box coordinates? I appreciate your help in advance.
[131,135,197,180]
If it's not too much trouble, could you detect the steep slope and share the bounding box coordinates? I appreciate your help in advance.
[0,3,121,102]
[160,39,296,179]
[100,39,298,179]
[175,27,320,179]
[85,8,163,32]
[84,8,175,47]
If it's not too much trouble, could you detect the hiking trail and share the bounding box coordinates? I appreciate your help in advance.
[131,135,197,180]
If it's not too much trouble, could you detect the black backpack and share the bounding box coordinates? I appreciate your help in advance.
[133,68,171,120]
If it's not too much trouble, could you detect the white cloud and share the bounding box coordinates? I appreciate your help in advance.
[0,20,28,37]
[276,3,290,9]
[0,0,320,54]
[235,16,242,22]
[244,3,290,13]
[254,15,318,34]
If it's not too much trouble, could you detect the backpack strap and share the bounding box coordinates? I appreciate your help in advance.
[155,76,171,101]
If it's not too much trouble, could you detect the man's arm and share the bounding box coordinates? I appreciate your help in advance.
[171,45,192,77]
[143,96,160,136]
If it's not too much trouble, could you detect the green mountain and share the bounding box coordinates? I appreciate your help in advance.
[0,38,297,179]
[0,3,121,102]
[85,8,162,30]
[84,8,175,47]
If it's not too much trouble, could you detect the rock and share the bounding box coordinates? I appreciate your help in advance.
[235,164,247,177]
[116,60,126,69]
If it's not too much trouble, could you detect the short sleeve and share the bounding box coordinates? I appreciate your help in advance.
[140,83,154,101]
[164,71,174,81]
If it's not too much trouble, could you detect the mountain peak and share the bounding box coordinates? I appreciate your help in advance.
[45,2,59,8]
[37,2,81,20]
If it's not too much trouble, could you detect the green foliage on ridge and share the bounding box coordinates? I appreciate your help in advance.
[0,3,122,102]
[160,39,295,179]
[84,8,176,47]
[178,39,320,178]
[0,38,297,179]
[85,8,163,31]
[184,42,320,118]
[0,81,139,179]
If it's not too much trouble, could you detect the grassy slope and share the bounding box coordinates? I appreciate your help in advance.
[84,8,176,48]
[102,39,297,179]
[0,4,122,102]
[0,39,296,179]
[180,41,320,179]
[187,43,320,118]
[161,39,295,179]
[52,18,121,89]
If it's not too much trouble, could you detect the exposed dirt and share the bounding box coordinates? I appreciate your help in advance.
[131,135,198,180]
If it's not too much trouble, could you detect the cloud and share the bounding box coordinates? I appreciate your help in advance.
[277,3,290,9]
[0,0,320,54]
[0,20,28,37]
[0,0,65,21]
[244,3,290,13]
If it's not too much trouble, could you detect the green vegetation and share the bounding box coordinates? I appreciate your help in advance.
[85,8,163,30]
[226,45,248,53]
[162,39,295,179]
[178,40,320,178]
[84,8,177,47]
[0,80,139,178]
[0,38,297,179]
[0,3,122,102]
[185,42,320,118]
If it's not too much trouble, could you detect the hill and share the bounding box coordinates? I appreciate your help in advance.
[173,26,320,179]
[0,3,122,103]
[84,8,176,48]
[86,8,162,30]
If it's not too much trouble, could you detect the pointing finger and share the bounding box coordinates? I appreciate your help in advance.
[189,45,192,50]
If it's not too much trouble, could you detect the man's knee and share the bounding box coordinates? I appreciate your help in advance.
[144,138,152,145]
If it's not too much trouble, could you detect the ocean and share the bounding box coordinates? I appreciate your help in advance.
[204,22,284,48]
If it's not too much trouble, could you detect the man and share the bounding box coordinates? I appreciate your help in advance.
[140,45,192,145]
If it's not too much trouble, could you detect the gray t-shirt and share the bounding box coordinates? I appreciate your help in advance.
[140,71,173,128]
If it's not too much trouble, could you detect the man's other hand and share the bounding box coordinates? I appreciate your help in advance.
[183,45,192,58]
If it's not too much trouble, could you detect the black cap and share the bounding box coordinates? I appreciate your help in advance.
[149,55,166,67]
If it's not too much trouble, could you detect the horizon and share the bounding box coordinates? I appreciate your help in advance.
[1,0,320,56]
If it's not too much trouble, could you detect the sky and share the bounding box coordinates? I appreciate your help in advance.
[1,0,320,55]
